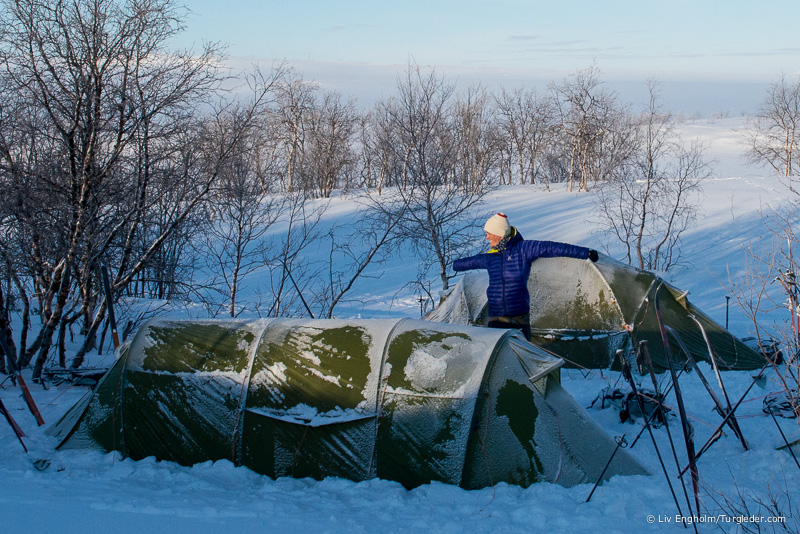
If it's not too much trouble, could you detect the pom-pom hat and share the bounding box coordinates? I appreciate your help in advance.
[484,213,510,237]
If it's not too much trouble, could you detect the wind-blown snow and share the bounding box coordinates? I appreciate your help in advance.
[404,349,448,389]
[1,117,799,533]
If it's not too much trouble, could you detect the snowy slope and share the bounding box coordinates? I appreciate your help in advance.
[1,117,798,534]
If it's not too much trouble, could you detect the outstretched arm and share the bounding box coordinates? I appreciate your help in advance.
[525,240,598,262]
[453,254,489,272]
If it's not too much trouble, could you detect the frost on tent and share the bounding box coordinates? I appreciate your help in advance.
[49,318,648,489]
[429,255,763,371]
[242,320,379,481]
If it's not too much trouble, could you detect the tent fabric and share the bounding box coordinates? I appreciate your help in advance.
[427,255,763,371]
[49,318,647,489]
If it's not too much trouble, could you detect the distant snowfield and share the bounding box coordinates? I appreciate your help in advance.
[677,117,756,179]
[1,116,799,533]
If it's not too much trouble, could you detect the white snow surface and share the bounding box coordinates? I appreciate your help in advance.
[2,117,800,533]
[404,348,448,389]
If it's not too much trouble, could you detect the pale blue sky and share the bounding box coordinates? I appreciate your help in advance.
[175,1,800,114]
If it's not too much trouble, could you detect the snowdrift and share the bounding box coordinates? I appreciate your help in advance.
[48,318,647,489]
[428,255,763,370]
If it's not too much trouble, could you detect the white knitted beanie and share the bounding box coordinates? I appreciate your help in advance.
[484,213,510,237]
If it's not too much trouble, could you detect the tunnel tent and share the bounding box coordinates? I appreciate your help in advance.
[427,254,763,371]
[49,317,648,489]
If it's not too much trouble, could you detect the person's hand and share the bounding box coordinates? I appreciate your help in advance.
[588,250,599,262]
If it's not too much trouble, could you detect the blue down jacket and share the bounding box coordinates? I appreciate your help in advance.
[453,229,590,318]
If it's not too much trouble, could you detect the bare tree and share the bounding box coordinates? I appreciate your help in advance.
[373,65,492,293]
[300,91,359,197]
[0,276,14,373]
[272,75,317,193]
[194,146,285,317]
[593,81,709,271]
[550,64,630,191]
[494,87,557,186]
[451,84,501,193]
[725,211,800,431]
[68,68,284,372]
[263,192,327,318]
[268,76,360,197]
[313,199,404,318]
[727,84,800,423]
[359,107,402,195]
[743,74,800,180]
[0,0,288,376]
[0,0,225,375]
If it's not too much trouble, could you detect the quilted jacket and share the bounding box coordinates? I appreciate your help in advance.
[453,229,590,318]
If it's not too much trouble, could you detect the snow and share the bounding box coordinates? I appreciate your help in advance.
[404,348,448,388]
[2,116,799,533]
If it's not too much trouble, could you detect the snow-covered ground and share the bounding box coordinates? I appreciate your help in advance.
[1,117,799,533]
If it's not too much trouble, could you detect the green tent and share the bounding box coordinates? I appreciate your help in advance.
[428,255,763,370]
[49,318,647,489]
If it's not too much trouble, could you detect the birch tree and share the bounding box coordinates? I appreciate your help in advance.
[550,65,630,191]
[594,82,709,271]
[494,87,557,186]
[743,75,800,180]
[0,0,284,376]
[375,65,491,292]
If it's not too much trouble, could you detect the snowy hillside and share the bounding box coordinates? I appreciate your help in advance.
[330,117,792,338]
[1,117,799,534]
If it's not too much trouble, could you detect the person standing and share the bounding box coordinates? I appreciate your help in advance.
[453,213,598,340]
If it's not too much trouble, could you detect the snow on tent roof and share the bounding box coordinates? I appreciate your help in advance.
[48,318,647,489]
[427,255,763,371]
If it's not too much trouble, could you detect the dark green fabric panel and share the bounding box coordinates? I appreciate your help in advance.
[463,355,649,489]
[529,258,625,331]
[460,387,492,489]
[462,381,545,490]
[462,355,545,489]
[240,410,376,481]
[530,331,631,370]
[54,352,127,452]
[530,283,620,330]
[142,323,254,373]
[495,379,544,485]
[630,284,763,371]
[593,261,656,324]
[87,355,127,453]
[376,394,470,489]
[122,371,242,465]
[375,324,488,488]
[248,325,373,413]
[665,285,763,370]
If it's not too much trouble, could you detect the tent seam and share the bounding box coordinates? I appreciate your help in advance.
[232,319,272,466]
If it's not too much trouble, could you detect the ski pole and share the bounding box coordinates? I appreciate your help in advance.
[586,433,628,503]
[679,361,770,477]
[654,286,701,515]
[0,396,27,451]
[638,341,697,524]
[769,411,800,473]
[673,321,748,450]
[617,349,688,527]
[725,296,729,330]
[0,330,44,426]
